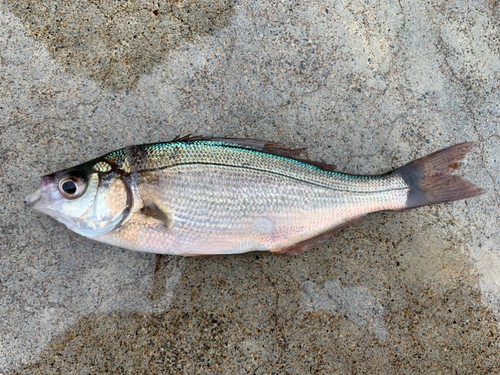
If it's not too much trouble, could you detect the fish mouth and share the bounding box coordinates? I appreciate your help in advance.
[25,189,43,208]
[26,177,56,212]
[25,188,60,218]
[25,177,60,217]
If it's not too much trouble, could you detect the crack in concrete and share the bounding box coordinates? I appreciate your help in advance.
[263,272,290,374]
[435,30,499,205]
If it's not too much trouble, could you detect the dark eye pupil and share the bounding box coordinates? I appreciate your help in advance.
[62,181,77,195]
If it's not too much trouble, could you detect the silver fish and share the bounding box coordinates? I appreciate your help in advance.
[26,138,485,256]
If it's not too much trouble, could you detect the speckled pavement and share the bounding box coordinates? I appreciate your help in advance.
[1,0,499,373]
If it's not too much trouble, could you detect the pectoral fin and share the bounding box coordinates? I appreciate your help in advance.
[141,203,171,229]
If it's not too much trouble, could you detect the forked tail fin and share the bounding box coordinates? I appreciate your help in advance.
[393,143,486,209]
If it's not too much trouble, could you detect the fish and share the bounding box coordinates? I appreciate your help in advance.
[26,137,485,256]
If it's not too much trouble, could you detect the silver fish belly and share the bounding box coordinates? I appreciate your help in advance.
[26,139,485,256]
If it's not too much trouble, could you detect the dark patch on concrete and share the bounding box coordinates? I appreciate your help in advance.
[150,254,172,300]
[486,0,500,55]
[10,212,500,374]
[4,0,234,90]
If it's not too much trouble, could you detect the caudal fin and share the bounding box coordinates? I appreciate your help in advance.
[393,143,486,209]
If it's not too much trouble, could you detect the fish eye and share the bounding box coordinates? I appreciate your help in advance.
[58,174,86,199]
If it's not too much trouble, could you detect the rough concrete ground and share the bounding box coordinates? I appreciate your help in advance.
[0,0,499,373]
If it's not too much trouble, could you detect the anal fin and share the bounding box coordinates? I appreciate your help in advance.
[270,216,366,255]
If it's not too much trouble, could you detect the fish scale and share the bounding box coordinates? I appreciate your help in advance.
[95,141,409,255]
[128,141,408,191]
[26,139,485,256]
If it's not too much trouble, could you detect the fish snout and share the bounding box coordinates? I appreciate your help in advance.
[25,176,56,212]
[25,188,43,208]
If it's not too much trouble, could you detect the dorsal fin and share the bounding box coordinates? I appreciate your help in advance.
[208,137,306,158]
[294,158,337,172]
[170,134,205,142]
[170,136,337,171]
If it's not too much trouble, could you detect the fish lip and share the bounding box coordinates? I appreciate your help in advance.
[24,188,60,218]
[26,176,54,209]
[25,189,43,208]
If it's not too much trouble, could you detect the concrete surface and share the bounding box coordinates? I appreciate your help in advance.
[0,0,499,373]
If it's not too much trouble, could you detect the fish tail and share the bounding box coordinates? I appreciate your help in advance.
[393,142,486,209]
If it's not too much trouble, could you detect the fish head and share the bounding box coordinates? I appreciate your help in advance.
[26,161,132,237]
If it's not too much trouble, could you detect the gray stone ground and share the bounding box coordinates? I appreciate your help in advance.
[0,0,499,373]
